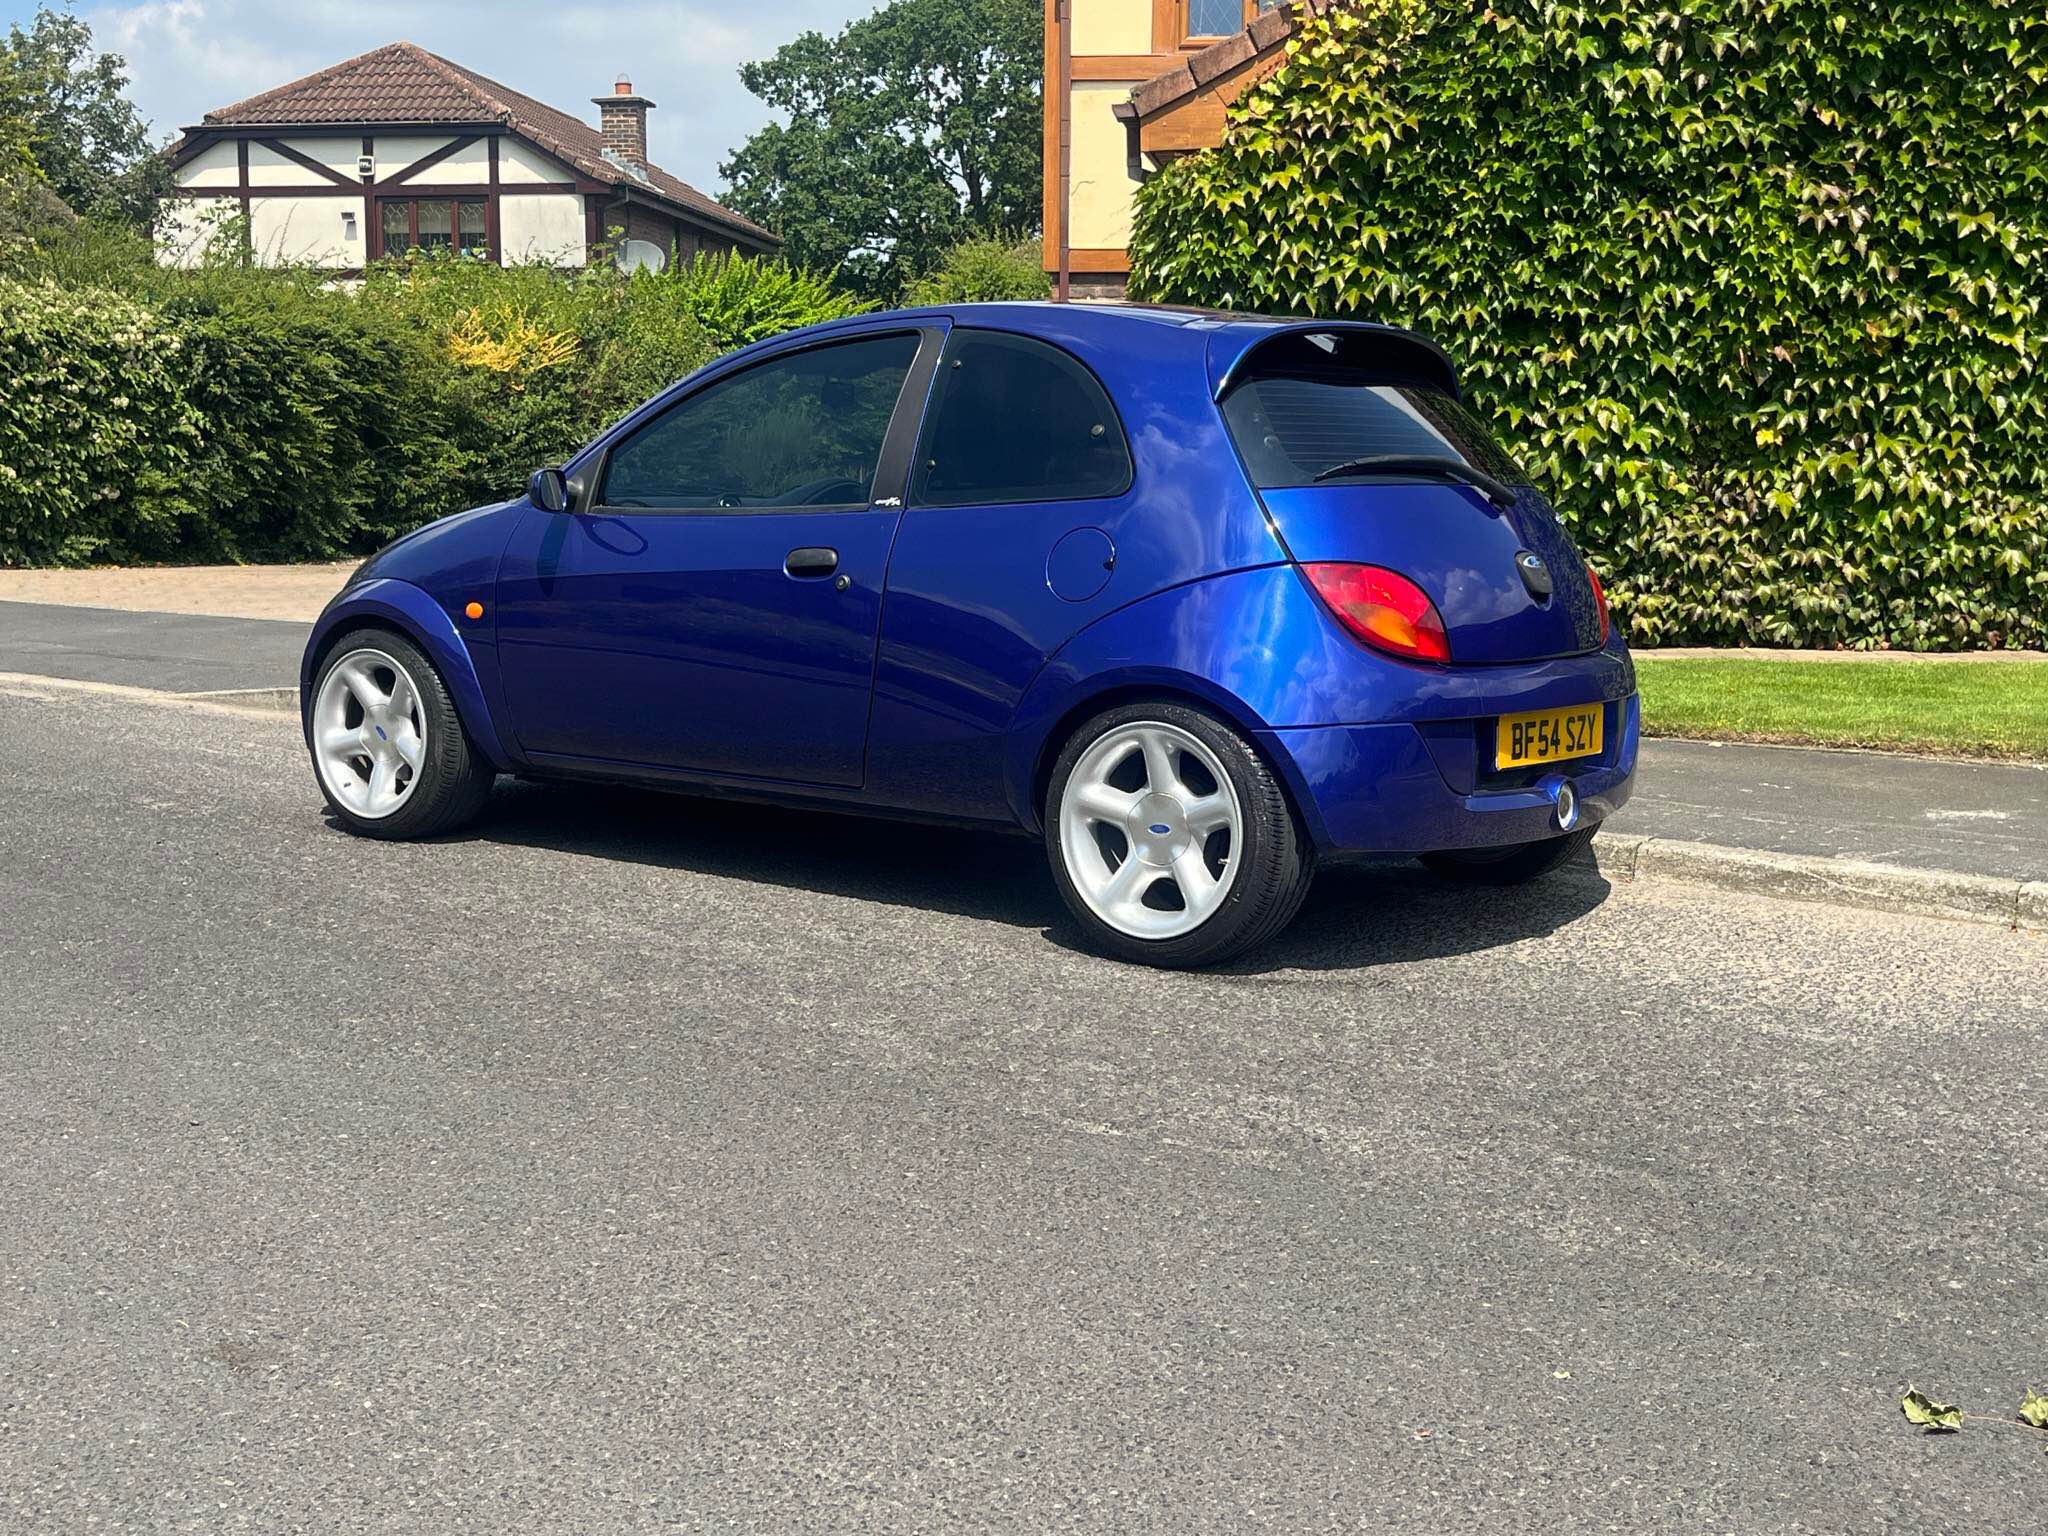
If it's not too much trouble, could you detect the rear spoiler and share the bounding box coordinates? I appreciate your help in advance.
[1207,320,1461,402]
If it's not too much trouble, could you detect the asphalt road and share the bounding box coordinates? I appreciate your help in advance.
[3,683,2045,1533]
[0,601,309,693]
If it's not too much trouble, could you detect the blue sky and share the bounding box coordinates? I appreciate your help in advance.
[3,0,883,195]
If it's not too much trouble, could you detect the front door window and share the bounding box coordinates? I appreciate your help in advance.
[601,332,921,511]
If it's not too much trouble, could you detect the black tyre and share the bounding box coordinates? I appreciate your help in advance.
[1045,700,1313,968]
[307,625,494,840]
[1418,824,1598,885]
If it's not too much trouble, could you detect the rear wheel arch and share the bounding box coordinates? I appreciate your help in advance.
[1027,678,1295,834]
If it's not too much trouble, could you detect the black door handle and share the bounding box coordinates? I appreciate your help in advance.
[784,546,839,578]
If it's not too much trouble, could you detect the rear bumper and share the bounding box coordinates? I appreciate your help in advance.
[1262,693,1639,856]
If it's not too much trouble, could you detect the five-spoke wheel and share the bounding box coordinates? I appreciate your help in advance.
[1057,719,1243,941]
[1045,701,1313,968]
[307,626,494,840]
[313,647,427,820]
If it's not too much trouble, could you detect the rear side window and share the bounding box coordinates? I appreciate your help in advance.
[1221,370,1529,491]
[912,330,1132,507]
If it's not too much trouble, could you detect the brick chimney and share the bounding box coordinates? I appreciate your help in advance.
[593,73,654,175]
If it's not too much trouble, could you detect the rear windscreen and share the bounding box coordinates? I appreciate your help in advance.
[1221,370,1529,491]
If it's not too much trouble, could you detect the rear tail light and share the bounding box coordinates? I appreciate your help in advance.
[1301,562,1451,663]
[1586,563,1611,644]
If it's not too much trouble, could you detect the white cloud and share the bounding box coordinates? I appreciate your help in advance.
[67,0,877,193]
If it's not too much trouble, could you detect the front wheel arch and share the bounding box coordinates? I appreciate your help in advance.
[301,580,511,771]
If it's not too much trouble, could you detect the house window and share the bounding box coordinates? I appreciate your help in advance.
[1183,0,1276,42]
[378,198,488,258]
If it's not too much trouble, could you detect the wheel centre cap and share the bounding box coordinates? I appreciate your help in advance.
[1128,792,1190,866]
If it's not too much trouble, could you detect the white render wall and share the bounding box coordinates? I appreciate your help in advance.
[429,137,491,181]
[155,199,232,267]
[176,141,241,189]
[497,138,573,185]
[156,194,366,268]
[501,193,586,266]
[364,134,492,181]
[250,195,366,267]
[1071,0,1152,53]
[245,138,359,186]
[1068,80,1142,251]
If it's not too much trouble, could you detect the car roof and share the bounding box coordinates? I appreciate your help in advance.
[707,302,1463,402]
[871,300,1311,329]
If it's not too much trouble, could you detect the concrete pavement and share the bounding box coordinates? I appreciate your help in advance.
[0,561,353,622]
[1607,738,2048,883]
[2,683,2045,1530]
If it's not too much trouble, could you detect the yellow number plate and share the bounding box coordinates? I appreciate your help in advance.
[1495,703,1604,771]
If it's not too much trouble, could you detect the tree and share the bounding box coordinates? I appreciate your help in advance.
[0,7,167,225]
[720,0,1041,301]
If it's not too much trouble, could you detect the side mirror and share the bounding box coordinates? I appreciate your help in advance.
[528,466,570,514]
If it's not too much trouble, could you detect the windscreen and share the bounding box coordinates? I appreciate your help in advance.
[1221,369,1529,491]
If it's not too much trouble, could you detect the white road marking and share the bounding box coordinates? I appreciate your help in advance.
[0,671,295,724]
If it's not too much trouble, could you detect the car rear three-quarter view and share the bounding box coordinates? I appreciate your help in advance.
[300,303,1637,968]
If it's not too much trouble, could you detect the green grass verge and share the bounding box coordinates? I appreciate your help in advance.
[1634,658,2048,761]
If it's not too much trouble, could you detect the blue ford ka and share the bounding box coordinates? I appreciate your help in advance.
[302,303,1637,966]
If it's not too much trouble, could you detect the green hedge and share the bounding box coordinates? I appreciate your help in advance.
[906,236,1050,304]
[1129,0,2048,649]
[0,281,201,564]
[0,247,866,566]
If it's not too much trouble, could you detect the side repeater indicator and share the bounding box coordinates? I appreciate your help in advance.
[464,601,485,620]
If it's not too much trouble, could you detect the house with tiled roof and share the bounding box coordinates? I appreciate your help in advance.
[158,42,777,273]
[1043,0,1305,297]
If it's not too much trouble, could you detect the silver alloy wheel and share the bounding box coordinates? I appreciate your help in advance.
[312,647,428,820]
[1058,719,1244,941]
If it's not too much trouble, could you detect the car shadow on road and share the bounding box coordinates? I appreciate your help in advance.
[1219,858,1613,975]
[449,778,1613,972]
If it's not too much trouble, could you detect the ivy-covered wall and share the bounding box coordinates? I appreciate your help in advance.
[1129,0,2047,649]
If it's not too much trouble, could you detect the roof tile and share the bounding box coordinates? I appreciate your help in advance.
[1131,62,1198,119]
[1189,30,1257,87]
